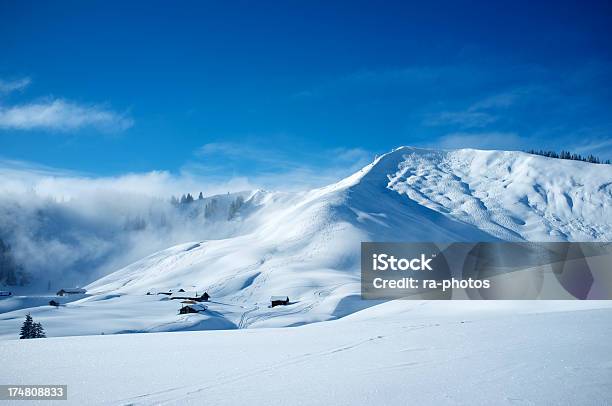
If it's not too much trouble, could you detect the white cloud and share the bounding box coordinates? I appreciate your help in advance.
[0,160,259,287]
[0,77,31,94]
[0,159,256,201]
[0,98,133,133]
[0,141,374,202]
[0,76,133,133]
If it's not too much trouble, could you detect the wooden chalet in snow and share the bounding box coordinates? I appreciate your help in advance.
[179,303,207,314]
[49,299,61,307]
[170,291,210,302]
[270,296,290,307]
[56,288,86,296]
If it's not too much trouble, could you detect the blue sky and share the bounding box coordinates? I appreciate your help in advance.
[1,0,611,190]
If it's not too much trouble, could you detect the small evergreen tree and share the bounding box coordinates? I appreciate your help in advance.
[19,314,46,339]
[204,199,217,218]
[19,313,34,339]
[178,193,195,204]
[198,192,204,200]
[32,322,46,338]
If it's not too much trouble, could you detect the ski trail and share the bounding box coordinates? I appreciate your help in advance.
[117,334,389,405]
[238,305,259,329]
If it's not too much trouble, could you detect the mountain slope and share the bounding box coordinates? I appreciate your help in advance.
[1,147,611,338]
[387,148,611,241]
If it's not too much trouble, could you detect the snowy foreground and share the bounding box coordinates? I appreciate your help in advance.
[3,300,612,406]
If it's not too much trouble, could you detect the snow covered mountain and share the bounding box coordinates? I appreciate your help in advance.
[1,147,611,338]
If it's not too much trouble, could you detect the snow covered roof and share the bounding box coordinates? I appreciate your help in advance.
[270,296,289,301]
[170,291,203,299]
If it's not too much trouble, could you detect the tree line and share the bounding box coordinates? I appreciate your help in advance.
[170,192,205,205]
[169,193,245,220]
[525,149,611,164]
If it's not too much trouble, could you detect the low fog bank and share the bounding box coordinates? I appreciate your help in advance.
[0,189,256,293]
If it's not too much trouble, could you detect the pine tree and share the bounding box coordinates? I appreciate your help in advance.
[19,313,34,339]
[198,192,204,200]
[228,196,245,220]
[204,199,217,218]
[32,322,46,338]
[19,314,46,339]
